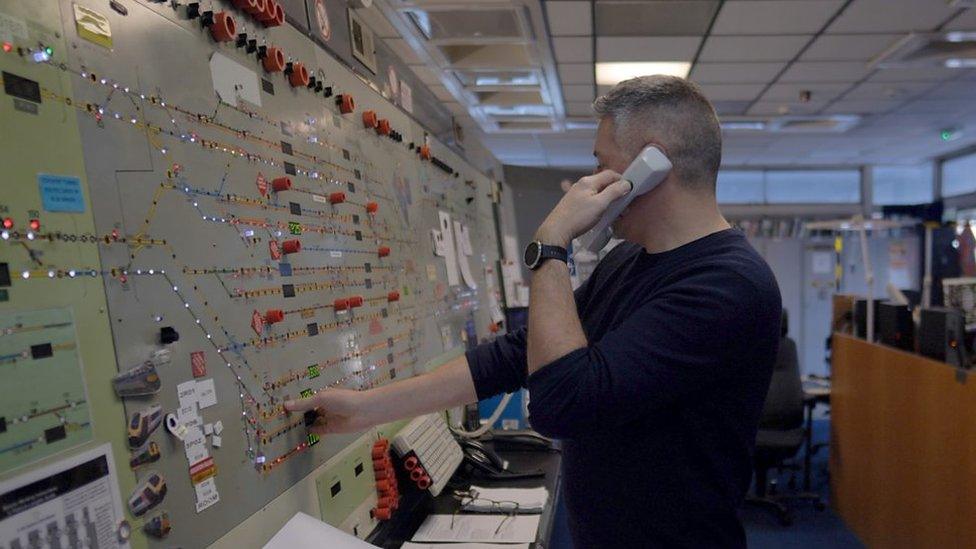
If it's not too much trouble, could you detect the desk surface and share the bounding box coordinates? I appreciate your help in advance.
[367,437,562,548]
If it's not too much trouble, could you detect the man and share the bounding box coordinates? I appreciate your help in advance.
[286,76,782,547]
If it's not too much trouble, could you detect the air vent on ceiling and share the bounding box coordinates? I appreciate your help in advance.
[871,31,976,69]
[769,116,861,134]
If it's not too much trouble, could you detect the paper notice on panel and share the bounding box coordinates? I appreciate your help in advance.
[0,444,130,549]
[459,224,473,256]
[437,211,460,286]
[196,378,217,409]
[503,235,521,264]
[454,221,477,289]
[210,52,262,108]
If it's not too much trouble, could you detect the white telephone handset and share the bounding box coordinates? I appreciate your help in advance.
[577,145,672,253]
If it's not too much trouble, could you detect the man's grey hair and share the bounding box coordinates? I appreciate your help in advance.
[593,75,722,192]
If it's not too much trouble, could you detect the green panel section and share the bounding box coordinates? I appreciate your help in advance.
[0,0,134,544]
[316,435,377,528]
[0,308,92,473]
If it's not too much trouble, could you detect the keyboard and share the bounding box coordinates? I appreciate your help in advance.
[391,413,463,496]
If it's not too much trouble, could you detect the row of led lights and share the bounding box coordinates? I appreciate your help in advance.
[1,217,41,241]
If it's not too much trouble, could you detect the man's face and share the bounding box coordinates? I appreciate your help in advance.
[593,118,643,240]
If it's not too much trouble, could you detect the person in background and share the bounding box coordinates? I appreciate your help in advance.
[287,75,782,548]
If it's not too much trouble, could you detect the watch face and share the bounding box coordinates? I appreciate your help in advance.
[524,241,540,268]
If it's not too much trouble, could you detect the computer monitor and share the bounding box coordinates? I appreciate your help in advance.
[878,302,914,351]
[919,307,969,368]
[854,298,884,341]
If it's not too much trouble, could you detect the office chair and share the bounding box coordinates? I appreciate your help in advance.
[746,310,824,525]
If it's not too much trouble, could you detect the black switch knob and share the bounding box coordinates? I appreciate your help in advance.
[236,33,248,48]
[304,410,318,427]
[307,76,317,89]
[160,326,180,345]
[323,86,333,98]
[186,3,201,19]
[284,62,294,75]
[314,81,323,93]
[200,10,214,26]
[257,45,268,59]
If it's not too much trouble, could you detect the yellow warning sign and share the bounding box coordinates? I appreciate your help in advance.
[73,4,112,48]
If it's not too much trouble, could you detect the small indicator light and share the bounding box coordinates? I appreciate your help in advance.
[28,219,40,231]
[2,42,12,53]
[2,218,13,230]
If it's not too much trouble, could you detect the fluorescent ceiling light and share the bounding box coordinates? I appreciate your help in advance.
[595,62,691,86]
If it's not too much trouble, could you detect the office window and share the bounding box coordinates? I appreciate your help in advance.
[717,171,764,204]
[942,153,976,197]
[873,165,934,205]
[764,170,861,203]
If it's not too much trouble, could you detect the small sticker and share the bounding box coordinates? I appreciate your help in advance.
[256,172,268,196]
[283,162,296,176]
[306,323,319,336]
[194,477,220,513]
[289,202,302,216]
[330,251,342,258]
[352,214,360,225]
[288,221,302,235]
[196,379,217,409]
[262,78,275,95]
[347,181,356,193]
[308,433,320,446]
[73,4,113,48]
[280,141,293,155]
[269,240,281,260]
[308,364,320,378]
[354,230,362,241]
[300,388,313,399]
[191,351,207,378]
[282,284,295,298]
[364,263,371,273]
[279,262,292,277]
[312,194,327,204]
[251,310,265,335]
[177,380,198,408]
[38,174,85,213]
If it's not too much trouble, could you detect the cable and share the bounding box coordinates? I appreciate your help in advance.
[449,392,514,439]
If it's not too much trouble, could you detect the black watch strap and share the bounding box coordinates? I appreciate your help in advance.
[526,241,568,270]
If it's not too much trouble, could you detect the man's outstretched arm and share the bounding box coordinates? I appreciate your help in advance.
[283,353,477,434]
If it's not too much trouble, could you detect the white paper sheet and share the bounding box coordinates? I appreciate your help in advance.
[210,52,262,107]
[437,211,461,286]
[411,514,540,544]
[454,221,478,289]
[196,378,218,409]
[0,444,129,549]
[264,512,377,548]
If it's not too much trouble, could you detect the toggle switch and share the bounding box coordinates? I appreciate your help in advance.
[287,62,309,88]
[186,2,201,19]
[333,298,349,312]
[160,326,180,345]
[349,295,364,308]
[281,239,301,254]
[365,201,378,213]
[328,192,346,204]
[403,455,418,470]
[419,145,431,160]
[377,246,390,258]
[375,119,390,136]
[387,291,400,302]
[255,0,275,22]
[272,176,291,192]
[265,1,284,27]
[416,475,431,490]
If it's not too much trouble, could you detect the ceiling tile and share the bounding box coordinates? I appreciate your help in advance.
[779,61,872,83]
[922,80,976,100]
[897,99,975,115]
[428,85,455,102]
[385,39,424,65]
[867,66,961,82]
[545,1,592,36]
[562,84,595,102]
[699,35,811,62]
[596,36,702,62]
[843,81,936,101]
[553,37,593,63]
[565,101,595,117]
[711,1,843,35]
[746,101,830,116]
[801,34,901,61]
[826,0,959,34]
[945,6,976,30]
[823,99,904,114]
[760,82,853,102]
[690,62,786,84]
[710,100,753,116]
[594,1,719,36]
[443,102,469,116]
[698,83,766,101]
[558,63,595,85]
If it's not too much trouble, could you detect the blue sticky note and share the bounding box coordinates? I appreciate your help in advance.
[38,174,85,213]
[279,262,292,277]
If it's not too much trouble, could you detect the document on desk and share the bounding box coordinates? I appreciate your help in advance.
[411,514,540,544]
[400,541,529,549]
[463,486,548,513]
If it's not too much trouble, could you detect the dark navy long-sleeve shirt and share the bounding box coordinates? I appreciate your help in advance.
[465,229,782,548]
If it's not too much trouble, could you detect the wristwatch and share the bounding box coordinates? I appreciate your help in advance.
[523,241,568,270]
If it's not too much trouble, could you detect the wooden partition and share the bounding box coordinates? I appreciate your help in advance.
[831,334,976,548]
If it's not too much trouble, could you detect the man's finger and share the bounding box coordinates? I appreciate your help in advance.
[587,170,622,192]
[284,397,316,412]
[601,179,632,200]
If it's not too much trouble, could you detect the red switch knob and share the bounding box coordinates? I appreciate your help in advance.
[374,468,393,480]
[256,0,276,22]
[329,192,346,204]
[288,62,309,88]
[403,456,418,470]
[387,291,400,302]
[365,201,379,214]
[416,476,431,490]
[282,239,301,254]
[378,246,390,258]
[375,479,392,492]
[333,298,349,312]
[419,144,431,160]
[371,446,388,460]
[210,12,237,42]
[264,309,284,324]
[410,467,424,482]
[375,119,391,136]
[377,496,395,509]
[262,46,286,73]
[337,94,355,114]
[373,460,389,472]
[372,507,392,521]
[362,110,378,129]
[271,176,291,192]
[233,0,263,15]
[268,1,285,27]
[349,295,364,308]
